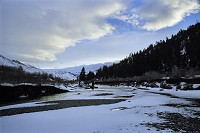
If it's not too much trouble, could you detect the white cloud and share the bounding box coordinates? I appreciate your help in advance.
[116,0,200,30]
[1,0,200,67]
[41,29,178,68]
[1,0,125,62]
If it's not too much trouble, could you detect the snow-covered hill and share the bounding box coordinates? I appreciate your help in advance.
[58,62,113,73]
[0,54,114,80]
[44,70,77,81]
[44,62,114,80]
[0,54,43,73]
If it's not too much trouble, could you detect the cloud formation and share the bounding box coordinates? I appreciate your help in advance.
[1,0,125,62]
[1,0,200,65]
[118,0,200,30]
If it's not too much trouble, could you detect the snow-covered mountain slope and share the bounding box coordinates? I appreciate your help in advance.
[44,62,114,80]
[0,54,43,73]
[59,62,113,73]
[0,54,113,80]
[45,70,77,81]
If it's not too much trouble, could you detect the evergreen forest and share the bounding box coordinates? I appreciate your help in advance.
[96,23,200,80]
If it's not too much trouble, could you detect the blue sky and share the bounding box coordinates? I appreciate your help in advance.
[1,0,200,69]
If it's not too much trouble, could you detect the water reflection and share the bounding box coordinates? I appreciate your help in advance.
[35,93,69,101]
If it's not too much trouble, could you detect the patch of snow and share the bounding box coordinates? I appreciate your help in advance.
[180,47,186,55]
[180,82,187,85]
[193,84,200,89]
[148,87,200,99]
[195,75,200,78]
[18,83,37,86]
[155,82,160,87]
[162,77,170,79]
[54,84,73,91]
[0,83,14,87]
[0,102,57,110]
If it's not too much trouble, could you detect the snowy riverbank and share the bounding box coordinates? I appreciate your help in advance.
[1,85,200,133]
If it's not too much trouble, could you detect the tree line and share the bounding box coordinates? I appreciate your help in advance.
[95,22,200,80]
[0,65,65,84]
[79,67,95,81]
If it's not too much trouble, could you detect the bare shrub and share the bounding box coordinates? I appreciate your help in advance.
[176,84,181,90]
[148,82,159,88]
[185,68,200,78]
[160,81,172,89]
[170,67,186,78]
[144,71,164,81]
[182,84,193,90]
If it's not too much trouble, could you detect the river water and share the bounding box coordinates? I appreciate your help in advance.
[1,85,134,106]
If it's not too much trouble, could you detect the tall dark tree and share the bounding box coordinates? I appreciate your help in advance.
[79,67,86,81]
[87,71,95,81]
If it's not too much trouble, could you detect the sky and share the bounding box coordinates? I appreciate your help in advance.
[1,0,200,69]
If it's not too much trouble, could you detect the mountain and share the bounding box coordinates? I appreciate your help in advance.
[44,62,114,80]
[0,54,114,80]
[96,23,200,79]
[0,55,59,84]
[43,70,77,80]
[0,54,43,73]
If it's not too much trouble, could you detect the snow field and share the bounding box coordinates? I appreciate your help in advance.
[1,85,199,133]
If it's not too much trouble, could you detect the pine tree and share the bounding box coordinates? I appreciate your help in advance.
[79,67,86,81]
[87,71,95,80]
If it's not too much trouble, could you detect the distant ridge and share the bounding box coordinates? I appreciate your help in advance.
[44,62,114,80]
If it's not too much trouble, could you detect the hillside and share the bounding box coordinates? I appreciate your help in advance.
[0,55,65,84]
[0,54,113,81]
[96,23,200,79]
[44,62,113,80]
[0,55,75,81]
[0,54,43,73]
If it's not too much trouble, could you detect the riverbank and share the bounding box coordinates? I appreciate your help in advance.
[1,85,200,133]
[0,84,68,103]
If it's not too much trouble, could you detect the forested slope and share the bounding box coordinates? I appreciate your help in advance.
[96,23,200,79]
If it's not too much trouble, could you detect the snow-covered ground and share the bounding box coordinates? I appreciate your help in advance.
[1,85,199,133]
